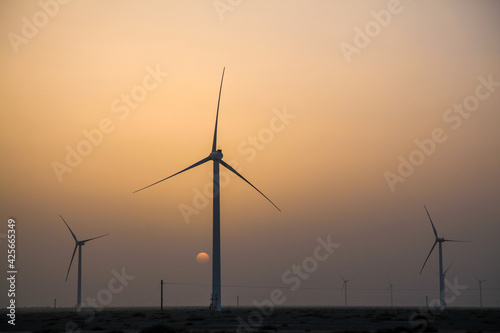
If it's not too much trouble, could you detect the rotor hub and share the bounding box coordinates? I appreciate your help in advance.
[210,149,223,161]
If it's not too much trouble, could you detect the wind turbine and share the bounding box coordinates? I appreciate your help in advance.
[340,274,352,306]
[133,68,280,311]
[419,205,466,310]
[388,279,394,306]
[60,215,108,312]
[474,277,488,308]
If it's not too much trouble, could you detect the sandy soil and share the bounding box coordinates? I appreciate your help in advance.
[1,306,499,333]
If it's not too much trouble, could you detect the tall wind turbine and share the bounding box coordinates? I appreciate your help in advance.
[419,205,466,310]
[475,277,488,308]
[133,68,280,311]
[340,274,352,307]
[61,215,108,312]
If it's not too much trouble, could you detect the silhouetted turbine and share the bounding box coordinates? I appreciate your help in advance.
[388,279,394,306]
[340,274,352,307]
[475,277,488,308]
[419,206,467,310]
[61,215,108,312]
[133,68,280,311]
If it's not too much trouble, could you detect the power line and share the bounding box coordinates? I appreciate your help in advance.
[164,282,500,292]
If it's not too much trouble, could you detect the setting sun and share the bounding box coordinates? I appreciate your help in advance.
[196,252,209,264]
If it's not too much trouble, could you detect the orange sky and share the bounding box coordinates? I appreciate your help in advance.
[1,1,499,308]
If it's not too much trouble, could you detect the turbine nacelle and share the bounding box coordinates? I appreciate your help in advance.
[210,149,223,161]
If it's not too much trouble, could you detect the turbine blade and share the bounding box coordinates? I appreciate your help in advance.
[424,205,439,239]
[443,239,469,242]
[219,160,281,212]
[60,215,78,242]
[81,233,108,243]
[474,276,487,283]
[420,240,438,274]
[212,67,225,152]
[341,281,345,295]
[66,244,78,281]
[340,274,345,282]
[444,262,453,275]
[133,156,211,193]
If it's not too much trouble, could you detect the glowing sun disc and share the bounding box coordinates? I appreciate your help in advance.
[196,252,209,264]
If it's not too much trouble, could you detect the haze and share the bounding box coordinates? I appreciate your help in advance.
[1,0,499,308]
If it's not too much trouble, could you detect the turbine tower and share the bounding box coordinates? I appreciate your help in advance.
[61,215,108,312]
[133,68,280,311]
[419,205,466,310]
[340,274,352,307]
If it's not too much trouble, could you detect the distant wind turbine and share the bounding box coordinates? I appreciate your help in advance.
[475,277,488,308]
[340,274,352,306]
[133,68,280,311]
[419,205,467,310]
[61,215,108,312]
[388,279,394,306]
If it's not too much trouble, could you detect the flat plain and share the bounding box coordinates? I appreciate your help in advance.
[1,307,499,332]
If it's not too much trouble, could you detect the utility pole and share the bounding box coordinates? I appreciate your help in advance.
[389,281,394,307]
[479,280,483,308]
[161,280,166,311]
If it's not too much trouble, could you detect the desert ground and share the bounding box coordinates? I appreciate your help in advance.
[1,307,499,333]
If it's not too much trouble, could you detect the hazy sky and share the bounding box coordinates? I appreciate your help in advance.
[1,1,499,309]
